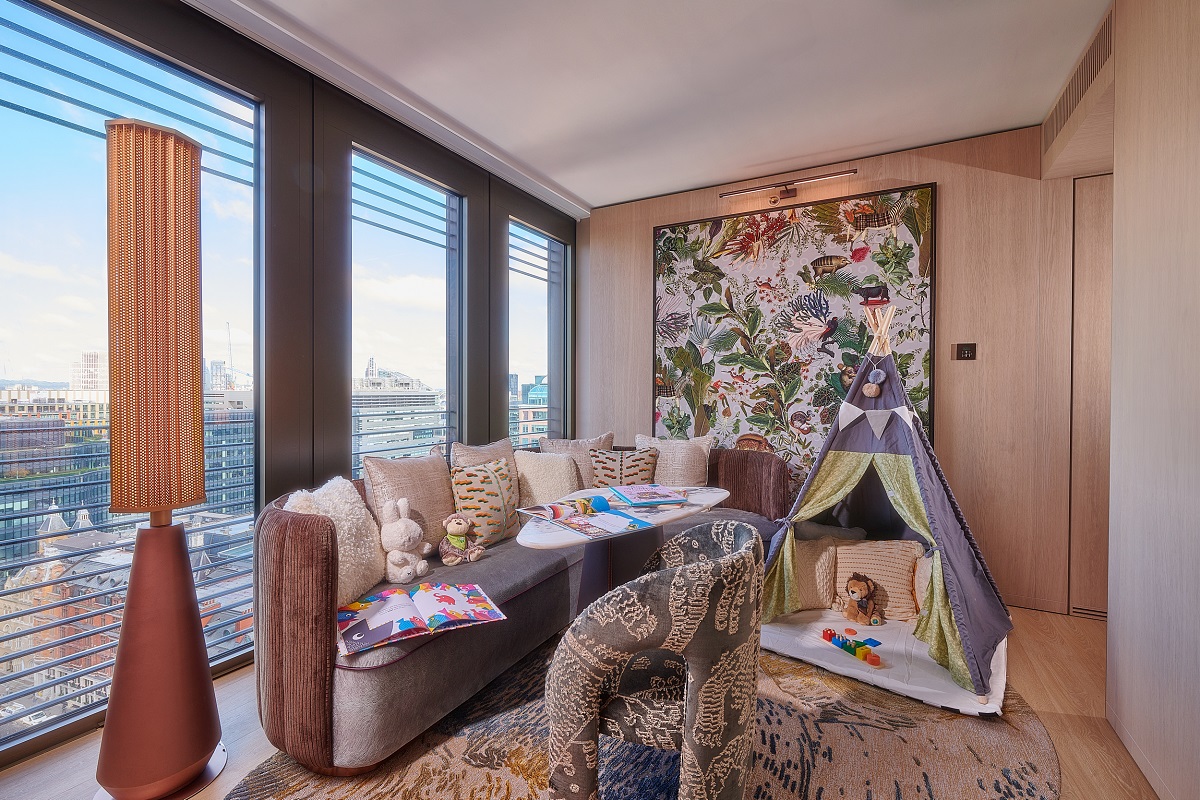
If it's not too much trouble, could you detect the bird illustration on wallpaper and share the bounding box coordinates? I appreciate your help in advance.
[653,185,934,486]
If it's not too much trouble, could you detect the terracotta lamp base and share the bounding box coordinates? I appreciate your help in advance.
[95,743,226,800]
[95,523,223,800]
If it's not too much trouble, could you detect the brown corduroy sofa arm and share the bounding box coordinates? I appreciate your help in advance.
[253,498,339,773]
[710,448,792,521]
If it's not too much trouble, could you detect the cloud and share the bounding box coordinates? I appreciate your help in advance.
[351,267,446,312]
[56,295,102,314]
[0,252,68,282]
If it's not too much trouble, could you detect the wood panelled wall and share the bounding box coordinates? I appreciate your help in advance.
[578,127,1076,613]
[1109,1,1200,798]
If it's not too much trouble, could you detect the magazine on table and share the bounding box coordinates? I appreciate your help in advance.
[336,582,505,656]
[607,484,689,507]
[518,495,652,541]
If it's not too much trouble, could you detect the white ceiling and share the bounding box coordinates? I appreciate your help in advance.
[187,0,1110,217]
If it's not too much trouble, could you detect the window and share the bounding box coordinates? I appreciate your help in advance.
[350,150,456,475]
[0,0,257,748]
[507,221,567,446]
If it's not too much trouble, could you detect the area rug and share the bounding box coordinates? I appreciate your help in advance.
[226,640,1058,800]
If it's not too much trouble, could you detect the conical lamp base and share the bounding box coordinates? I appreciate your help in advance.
[95,744,226,800]
[95,524,222,800]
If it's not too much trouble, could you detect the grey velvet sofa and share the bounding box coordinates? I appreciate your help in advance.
[252,449,790,775]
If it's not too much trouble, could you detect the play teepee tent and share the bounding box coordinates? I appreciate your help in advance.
[762,306,1012,714]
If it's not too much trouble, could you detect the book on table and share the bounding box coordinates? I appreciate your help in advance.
[336,582,505,656]
[607,484,688,507]
[518,495,652,541]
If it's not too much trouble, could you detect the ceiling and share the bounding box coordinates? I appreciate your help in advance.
[187,0,1111,217]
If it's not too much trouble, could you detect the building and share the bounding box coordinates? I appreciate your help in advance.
[68,351,106,392]
[512,377,549,447]
[351,361,447,474]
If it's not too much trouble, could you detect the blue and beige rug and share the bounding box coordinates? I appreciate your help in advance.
[226,640,1059,799]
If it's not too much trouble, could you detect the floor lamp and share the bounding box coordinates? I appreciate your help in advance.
[95,119,226,800]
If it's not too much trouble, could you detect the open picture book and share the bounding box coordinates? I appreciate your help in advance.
[336,582,505,656]
[518,495,651,540]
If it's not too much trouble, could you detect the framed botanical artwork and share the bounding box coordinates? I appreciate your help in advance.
[653,183,935,486]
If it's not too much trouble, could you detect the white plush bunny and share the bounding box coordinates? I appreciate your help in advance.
[379,498,432,584]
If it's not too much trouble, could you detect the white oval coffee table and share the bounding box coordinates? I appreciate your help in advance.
[515,485,730,550]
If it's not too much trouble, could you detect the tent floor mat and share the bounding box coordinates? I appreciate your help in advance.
[762,608,1007,715]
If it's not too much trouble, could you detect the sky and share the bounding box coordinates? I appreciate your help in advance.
[0,0,551,399]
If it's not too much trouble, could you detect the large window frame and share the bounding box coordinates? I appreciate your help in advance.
[2,0,575,765]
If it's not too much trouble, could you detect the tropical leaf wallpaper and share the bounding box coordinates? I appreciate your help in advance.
[653,185,935,487]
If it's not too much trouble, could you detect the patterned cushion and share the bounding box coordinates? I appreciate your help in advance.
[443,439,518,479]
[833,539,924,622]
[512,449,582,507]
[450,457,519,547]
[538,431,614,487]
[363,453,454,552]
[634,434,714,487]
[789,536,838,611]
[588,448,658,488]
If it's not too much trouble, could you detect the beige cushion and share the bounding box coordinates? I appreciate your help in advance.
[588,448,658,488]
[284,476,385,607]
[634,434,714,487]
[363,453,455,552]
[444,439,518,479]
[450,457,519,547]
[538,431,614,487]
[833,539,924,623]
[914,550,933,611]
[513,449,582,507]
[789,535,838,611]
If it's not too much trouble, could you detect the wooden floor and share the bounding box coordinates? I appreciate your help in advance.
[0,607,1158,800]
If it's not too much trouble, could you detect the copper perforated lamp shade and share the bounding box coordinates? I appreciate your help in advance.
[96,120,225,800]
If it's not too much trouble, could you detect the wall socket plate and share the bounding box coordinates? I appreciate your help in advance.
[954,343,977,361]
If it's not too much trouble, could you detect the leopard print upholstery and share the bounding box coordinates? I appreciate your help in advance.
[545,520,764,800]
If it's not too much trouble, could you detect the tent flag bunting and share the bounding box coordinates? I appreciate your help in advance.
[763,306,1011,699]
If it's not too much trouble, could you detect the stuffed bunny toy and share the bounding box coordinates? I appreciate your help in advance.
[379,497,433,584]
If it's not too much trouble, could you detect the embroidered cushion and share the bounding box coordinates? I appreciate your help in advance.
[450,457,519,547]
[588,448,658,488]
[363,452,454,553]
[284,476,386,607]
[634,434,714,487]
[513,449,582,507]
[538,431,614,487]
[833,539,924,622]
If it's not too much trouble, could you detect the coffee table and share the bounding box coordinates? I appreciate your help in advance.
[515,486,731,613]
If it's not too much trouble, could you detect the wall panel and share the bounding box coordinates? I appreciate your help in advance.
[578,127,1074,612]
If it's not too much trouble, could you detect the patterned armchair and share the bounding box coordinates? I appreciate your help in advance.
[545,520,764,800]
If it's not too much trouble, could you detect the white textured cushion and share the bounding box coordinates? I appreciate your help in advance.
[513,450,582,507]
[538,431,614,487]
[444,439,518,480]
[634,434,714,487]
[285,476,386,607]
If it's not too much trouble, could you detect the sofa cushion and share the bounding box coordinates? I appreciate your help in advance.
[833,539,924,623]
[634,434,714,487]
[539,431,614,487]
[450,457,519,547]
[283,476,385,608]
[513,449,582,507]
[588,448,657,488]
[444,438,518,479]
[336,537,584,670]
[363,453,455,552]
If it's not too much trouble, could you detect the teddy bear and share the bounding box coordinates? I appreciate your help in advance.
[842,572,883,626]
[439,512,485,567]
[379,497,433,584]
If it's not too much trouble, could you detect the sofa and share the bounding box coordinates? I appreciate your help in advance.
[252,447,791,775]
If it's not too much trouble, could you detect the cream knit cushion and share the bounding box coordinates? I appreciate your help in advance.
[538,431,614,487]
[634,434,714,487]
[588,448,658,488]
[444,439,518,480]
[363,453,455,553]
[833,539,924,622]
[284,476,386,607]
[790,535,838,611]
[914,550,933,611]
[450,457,519,547]
[513,449,582,507]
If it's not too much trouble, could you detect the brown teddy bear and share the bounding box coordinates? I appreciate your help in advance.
[439,512,485,566]
[842,572,883,626]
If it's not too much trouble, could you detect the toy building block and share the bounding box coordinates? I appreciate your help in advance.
[865,653,881,667]
[844,628,857,636]
[855,646,870,660]
[863,638,881,647]
[822,628,835,642]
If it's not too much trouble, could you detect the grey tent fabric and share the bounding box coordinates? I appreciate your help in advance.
[764,348,1011,696]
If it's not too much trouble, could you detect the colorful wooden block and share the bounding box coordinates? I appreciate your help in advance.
[844,628,857,636]
[863,638,881,647]
[855,646,870,660]
[866,653,881,667]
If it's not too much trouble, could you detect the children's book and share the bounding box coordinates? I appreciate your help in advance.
[336,582,505,656]
[518,495,652,541]
[607,484,688,507]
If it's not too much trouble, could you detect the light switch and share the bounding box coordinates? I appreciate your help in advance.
[954,343,977,361]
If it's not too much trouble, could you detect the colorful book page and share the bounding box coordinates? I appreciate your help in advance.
[336,589,427,655]
[608,484,688,506]
[410,583,506,631]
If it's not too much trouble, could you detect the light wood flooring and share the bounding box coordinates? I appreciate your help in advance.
[0,607,1158,799]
